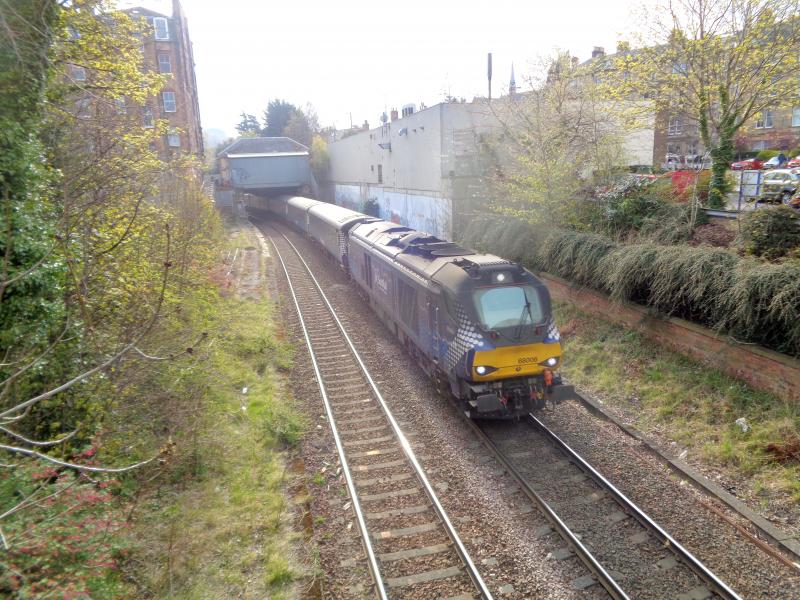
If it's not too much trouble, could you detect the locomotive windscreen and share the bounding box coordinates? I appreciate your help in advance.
[472,285,543,330]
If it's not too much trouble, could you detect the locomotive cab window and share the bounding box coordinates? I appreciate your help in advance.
[473,285,542,330]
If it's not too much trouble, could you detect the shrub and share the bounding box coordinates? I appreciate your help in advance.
[363,197,379,217]
[790,147,800,160]
[756,149,780,161]
[741,206,800,259]
[722,260,800,354]
[459,212,800,357]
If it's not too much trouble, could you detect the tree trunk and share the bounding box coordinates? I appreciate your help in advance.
[707,125,734,209]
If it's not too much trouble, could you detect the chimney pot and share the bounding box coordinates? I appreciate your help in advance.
[592,46,605,58]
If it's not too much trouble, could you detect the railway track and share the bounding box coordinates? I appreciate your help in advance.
[470,416,742,600]
[262,223,492,600]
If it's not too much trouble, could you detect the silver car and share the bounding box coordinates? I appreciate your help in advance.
[759,169,800,203]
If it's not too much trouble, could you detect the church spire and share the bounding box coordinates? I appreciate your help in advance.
[509,63,517,97]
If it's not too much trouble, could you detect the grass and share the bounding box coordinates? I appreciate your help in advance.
[123,231,308,597]
[556,301,800,505]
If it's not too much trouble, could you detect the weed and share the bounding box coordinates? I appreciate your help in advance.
[556,301,800,506]
[118,278,308,596]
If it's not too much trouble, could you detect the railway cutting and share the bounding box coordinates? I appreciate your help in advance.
[261,222,492,599]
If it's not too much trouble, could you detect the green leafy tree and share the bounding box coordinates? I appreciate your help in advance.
[0,0,62,354]
[283,104,319,147]
[235,112,260,136]
[608,0,800,207]
[261,99,296,136]
[310,134,330,180]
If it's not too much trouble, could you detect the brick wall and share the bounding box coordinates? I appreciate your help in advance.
[541,273,800,402]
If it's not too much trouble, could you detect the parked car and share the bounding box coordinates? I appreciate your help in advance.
[763,155,788,170]
[788,156,800,168]
[731,157,763,170]
[757,169,800,203]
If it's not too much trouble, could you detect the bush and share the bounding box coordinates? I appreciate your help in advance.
[756,149,780,161]
[363,197,379,217]
[741,206,800,259]
[460,212,800,357]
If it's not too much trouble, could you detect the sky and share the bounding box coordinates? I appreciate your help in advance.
[120,0,649,138]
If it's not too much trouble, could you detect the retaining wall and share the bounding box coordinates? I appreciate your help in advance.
[541,273,800,402]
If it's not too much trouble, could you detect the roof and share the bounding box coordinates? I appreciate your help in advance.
[309,203,371,227]
[122,7,170,18]
[218,137,309,157]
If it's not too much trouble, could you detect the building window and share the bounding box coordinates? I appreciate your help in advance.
[153,17,169,40]
[162,91,176,113]
[667,143,682,155]
[753,140,766,151]
[756,110,773,129]
[792,107,800,127]
[75,98,91,119]
[167,131,181,147]
[672,62,687,75]
[667,115,682,136]
[143,106,154,128]
[72,65,86,81]
[157,53,172,73]
[114,97,126,115]
[377,164,383,184]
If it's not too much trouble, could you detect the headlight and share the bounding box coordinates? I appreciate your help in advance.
[474,365,498,376]
[539,357,559,367]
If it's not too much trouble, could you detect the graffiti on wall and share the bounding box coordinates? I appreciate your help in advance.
[333,184,452,240]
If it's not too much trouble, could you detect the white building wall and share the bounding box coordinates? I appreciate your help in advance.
[329,105,452,238]
[327,100,655,241]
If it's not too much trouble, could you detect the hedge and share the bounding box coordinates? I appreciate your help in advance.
[461,214,800,357]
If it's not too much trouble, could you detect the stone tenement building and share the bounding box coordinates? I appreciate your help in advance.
[588,45,800,166]
[654,105,800,165]
[125,1,203,159]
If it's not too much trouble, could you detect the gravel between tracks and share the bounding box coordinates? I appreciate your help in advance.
[537,400,800,599]
[270,222,607,599]
[267,219,800,599]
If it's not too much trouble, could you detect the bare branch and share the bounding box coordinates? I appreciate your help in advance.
[0,341,136,420]
[0,443,161,473]
[0,425,77,447]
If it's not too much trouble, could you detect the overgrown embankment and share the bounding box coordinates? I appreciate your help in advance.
[461,213,800,357]
[0,223,309,597]
[557,301,800,511]
[118,222,308,598]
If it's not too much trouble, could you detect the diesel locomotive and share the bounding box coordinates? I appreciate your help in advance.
[255,195,575,419]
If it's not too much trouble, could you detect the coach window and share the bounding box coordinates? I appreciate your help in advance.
[364,255,373,288]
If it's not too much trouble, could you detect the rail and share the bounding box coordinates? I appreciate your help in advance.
[267,225,493,599]
[463,418,630,600]
[528,414,742,600]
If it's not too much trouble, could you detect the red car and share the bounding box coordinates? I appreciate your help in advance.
[730,158,763,170]
[788,156,800,168]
